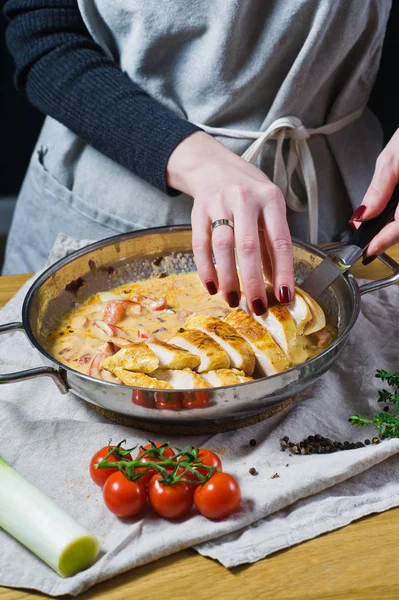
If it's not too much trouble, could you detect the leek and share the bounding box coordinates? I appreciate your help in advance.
[0,456,99,577]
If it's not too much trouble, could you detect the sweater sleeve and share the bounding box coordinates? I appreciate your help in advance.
[4,0,201,194]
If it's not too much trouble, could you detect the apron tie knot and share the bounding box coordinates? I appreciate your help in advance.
[195,107,363,243]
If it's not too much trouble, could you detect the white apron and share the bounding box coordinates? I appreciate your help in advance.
[3,0,391,273]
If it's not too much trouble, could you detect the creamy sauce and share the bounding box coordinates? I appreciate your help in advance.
[46,272,336,383]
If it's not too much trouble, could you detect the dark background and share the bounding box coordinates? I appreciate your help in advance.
[0,12,44,270]
[0,4,398,272]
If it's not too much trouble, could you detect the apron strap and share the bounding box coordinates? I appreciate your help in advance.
[196,107,363,244]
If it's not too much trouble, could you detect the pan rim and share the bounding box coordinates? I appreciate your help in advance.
[22,226,361,393]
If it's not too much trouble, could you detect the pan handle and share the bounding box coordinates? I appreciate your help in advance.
[359,253,399,295]
[0,322,69,394]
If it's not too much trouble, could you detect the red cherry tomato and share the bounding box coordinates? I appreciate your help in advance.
[194,472,241,519]
[148,473,194,518]
[136,443,175,485]
[182,391,210,409]
[155,392,183,411]
[103,301,126,325]
[178,449,222,482]
[103,472,147,517]
[89,446,133,487]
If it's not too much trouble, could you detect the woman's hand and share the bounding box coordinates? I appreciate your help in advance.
[166,131,294,315]
[350,128,399,260]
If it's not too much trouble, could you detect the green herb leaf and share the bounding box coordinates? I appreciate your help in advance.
[350,369,399,439]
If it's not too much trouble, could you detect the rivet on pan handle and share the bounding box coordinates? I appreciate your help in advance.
[0,322,69,394]
[359,253,399,296]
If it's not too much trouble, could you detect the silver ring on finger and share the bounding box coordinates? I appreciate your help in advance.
[211,219,234,232]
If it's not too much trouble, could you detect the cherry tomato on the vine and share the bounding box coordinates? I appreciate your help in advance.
[194,472,241,519]
[103,471,147,517]
[178,449,222,482]
[136,443,176,485]
[148,473,194,518]
[89,446,133,487]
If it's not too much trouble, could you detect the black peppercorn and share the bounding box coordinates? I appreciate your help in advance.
[249,467,258,476]
[355,442,365,448]
[364,439,370,445]
[314,434,322,442]
[383,406,390,412]
[249,439,257,447]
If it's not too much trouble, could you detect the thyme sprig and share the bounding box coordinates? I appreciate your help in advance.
[349,370,399,439]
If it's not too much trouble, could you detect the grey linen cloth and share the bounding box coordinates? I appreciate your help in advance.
[0,236,399,596]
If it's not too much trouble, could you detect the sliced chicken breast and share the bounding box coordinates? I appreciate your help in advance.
[152,368,211,389]
[231,368,254,383]
[185,314,255,376]
[168,329,230,372]
[102,342,159,374]
[225,310,288,376]
[285,293,313,335]
[295,287,326,334]
[202,368,253,387]
[113,368,173,388]
[240,297,297,358]
[146,340,200,370]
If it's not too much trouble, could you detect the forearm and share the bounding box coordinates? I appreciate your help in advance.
[4,0,200,194]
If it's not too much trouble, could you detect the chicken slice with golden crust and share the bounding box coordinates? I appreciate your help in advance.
[168,329,230,372]
[185,314,255,376]
[202,368,253,387]
[295,288,326,334]
[146,340,200,370]
[113,368,173,388]
[102,342,159,374]
[152,368,211,389]
[231,368,254,383]
[285,293,313,335]
[225,310,288,377]
[240,297,297,358]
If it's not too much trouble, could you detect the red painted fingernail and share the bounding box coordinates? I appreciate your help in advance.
[227,291,240,308]
[252,298,267,316]
[279,285,292,304]
[362,255,377,266]
[206,280,217,295]
[349,220,357,231]
[350,205,366,223]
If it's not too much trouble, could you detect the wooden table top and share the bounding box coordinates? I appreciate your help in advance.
[1,250,399,600]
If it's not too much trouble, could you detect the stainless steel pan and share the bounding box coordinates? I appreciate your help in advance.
[1,227,398,432]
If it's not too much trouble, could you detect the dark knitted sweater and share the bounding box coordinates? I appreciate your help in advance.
[3,0,200,195]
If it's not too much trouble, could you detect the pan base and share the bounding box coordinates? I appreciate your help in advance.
[87,397,295,435]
